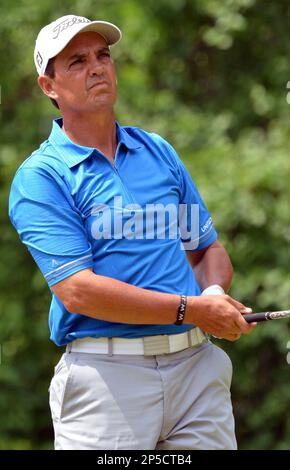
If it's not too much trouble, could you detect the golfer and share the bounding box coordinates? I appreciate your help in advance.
[9,15,256,450]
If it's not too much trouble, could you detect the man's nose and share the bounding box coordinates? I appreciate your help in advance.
[89,58,104,76]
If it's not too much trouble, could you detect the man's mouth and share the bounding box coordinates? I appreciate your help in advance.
[89,81,108,90]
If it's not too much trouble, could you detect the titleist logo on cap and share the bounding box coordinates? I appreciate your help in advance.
[52,16,90,39]
[35,51,43,68]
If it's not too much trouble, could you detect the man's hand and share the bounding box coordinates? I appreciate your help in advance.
[189,294,257,341]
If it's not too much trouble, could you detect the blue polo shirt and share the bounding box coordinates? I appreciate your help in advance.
[9,118,217,346]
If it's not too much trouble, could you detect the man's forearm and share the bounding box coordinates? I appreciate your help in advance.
[53,269,184,324]
[52,267,255,339]
[186,241,234,293]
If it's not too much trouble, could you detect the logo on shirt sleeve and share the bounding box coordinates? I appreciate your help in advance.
[201,217,213,233]
[51,259,60,268]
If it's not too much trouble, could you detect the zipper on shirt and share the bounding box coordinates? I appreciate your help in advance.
[97,145,137,205]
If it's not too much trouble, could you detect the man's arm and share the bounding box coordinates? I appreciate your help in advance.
[186,240,233,293]
[52,266,255,341]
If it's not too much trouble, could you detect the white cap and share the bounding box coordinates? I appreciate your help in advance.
[34,14,122,75]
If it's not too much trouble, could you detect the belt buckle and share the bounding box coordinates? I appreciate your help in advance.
[143,335,170,356]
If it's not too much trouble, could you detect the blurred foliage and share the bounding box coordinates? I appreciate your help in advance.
[0,0,290,450]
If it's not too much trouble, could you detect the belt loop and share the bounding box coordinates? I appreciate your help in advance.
[108,338,113,356]
[67,343,72,354]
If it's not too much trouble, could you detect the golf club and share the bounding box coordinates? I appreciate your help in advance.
[243,310,290,323]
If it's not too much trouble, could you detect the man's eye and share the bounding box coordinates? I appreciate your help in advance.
[70,59,84,67]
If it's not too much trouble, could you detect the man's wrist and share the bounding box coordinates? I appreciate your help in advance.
[185,296,203,324]
[201,284,225,296]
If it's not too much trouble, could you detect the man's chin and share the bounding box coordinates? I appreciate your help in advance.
[90,95,116,107]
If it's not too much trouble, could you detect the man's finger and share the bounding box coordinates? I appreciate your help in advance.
[240,307,253,314]
[226,296,252,313]
[224,296,254,332]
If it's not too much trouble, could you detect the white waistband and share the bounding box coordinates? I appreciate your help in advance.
[66,328,209,356]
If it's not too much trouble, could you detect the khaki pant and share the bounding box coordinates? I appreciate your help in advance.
[49,341,237,450]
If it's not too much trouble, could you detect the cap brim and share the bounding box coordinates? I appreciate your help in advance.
[47,21,121,68]
[78,21,122,46]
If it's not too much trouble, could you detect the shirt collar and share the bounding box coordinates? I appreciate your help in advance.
[49,118,142,168]
[116,125,143,151]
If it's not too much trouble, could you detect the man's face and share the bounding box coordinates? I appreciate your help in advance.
[41,31,117,113]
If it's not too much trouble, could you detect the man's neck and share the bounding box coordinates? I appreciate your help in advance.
[62,109,117,161]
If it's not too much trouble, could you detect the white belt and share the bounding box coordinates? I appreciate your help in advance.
[66,328,209,356]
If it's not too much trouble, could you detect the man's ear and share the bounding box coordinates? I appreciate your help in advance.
[38,75,58,100]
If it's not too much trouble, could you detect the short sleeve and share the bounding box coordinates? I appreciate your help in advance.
[168,145,217,250]
[9,165,93,286]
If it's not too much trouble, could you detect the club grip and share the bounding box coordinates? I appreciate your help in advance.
[243,312,269,323]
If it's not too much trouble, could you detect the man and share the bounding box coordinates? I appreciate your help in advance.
[9,15,256,450]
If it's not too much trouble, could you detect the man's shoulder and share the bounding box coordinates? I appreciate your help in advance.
[15,139,64,176]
